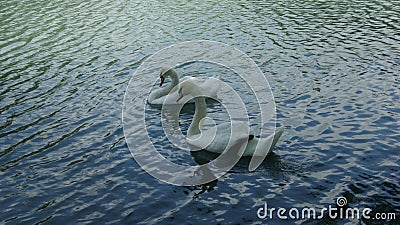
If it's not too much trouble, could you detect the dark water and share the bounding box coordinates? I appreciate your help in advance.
[1,0,399,224]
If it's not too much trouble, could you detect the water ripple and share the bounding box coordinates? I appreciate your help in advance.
[1,0,399,224]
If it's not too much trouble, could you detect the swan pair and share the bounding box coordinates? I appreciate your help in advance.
[148,67,283,158]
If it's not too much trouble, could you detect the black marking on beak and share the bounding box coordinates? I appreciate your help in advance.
[160,76,165,86]
[176,87,183,102]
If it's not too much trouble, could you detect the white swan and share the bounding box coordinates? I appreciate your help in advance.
[177,78,284,157]
[147,67,219,106]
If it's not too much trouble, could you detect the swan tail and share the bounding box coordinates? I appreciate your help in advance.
[271,126,284,148]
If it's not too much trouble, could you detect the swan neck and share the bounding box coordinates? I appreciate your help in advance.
[159,71,179,97]
[188,97,206,137]
[169,71,179,87]
[162,71,179,96]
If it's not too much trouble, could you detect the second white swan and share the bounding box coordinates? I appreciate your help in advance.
[177,78,284,157]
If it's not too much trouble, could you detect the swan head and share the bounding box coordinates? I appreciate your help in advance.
[159,67,177,86]
[176,78,203,102]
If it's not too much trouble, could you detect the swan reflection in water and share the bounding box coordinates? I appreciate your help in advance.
[184,151,219,199]
[185,150,294,199]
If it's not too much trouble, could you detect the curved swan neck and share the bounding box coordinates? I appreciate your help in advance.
[157,71,179,97]
[168,70,179,88]
[158,71,179,97]
[188,96,206,137]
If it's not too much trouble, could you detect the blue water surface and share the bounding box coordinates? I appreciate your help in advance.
[0,0,399,224]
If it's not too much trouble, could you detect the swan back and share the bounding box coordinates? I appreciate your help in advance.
[179,78,207,98]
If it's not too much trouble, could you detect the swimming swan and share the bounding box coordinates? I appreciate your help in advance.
[177,78,284,157]
[147,67,219,105]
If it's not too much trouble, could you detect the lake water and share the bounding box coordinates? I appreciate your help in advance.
[1,0,399,224]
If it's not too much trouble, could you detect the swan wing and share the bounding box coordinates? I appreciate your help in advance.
[187,121,252,154]
[201,77,219,99]
[149,84,194,105]
[182,76,219,98]
[148,88,165,105]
